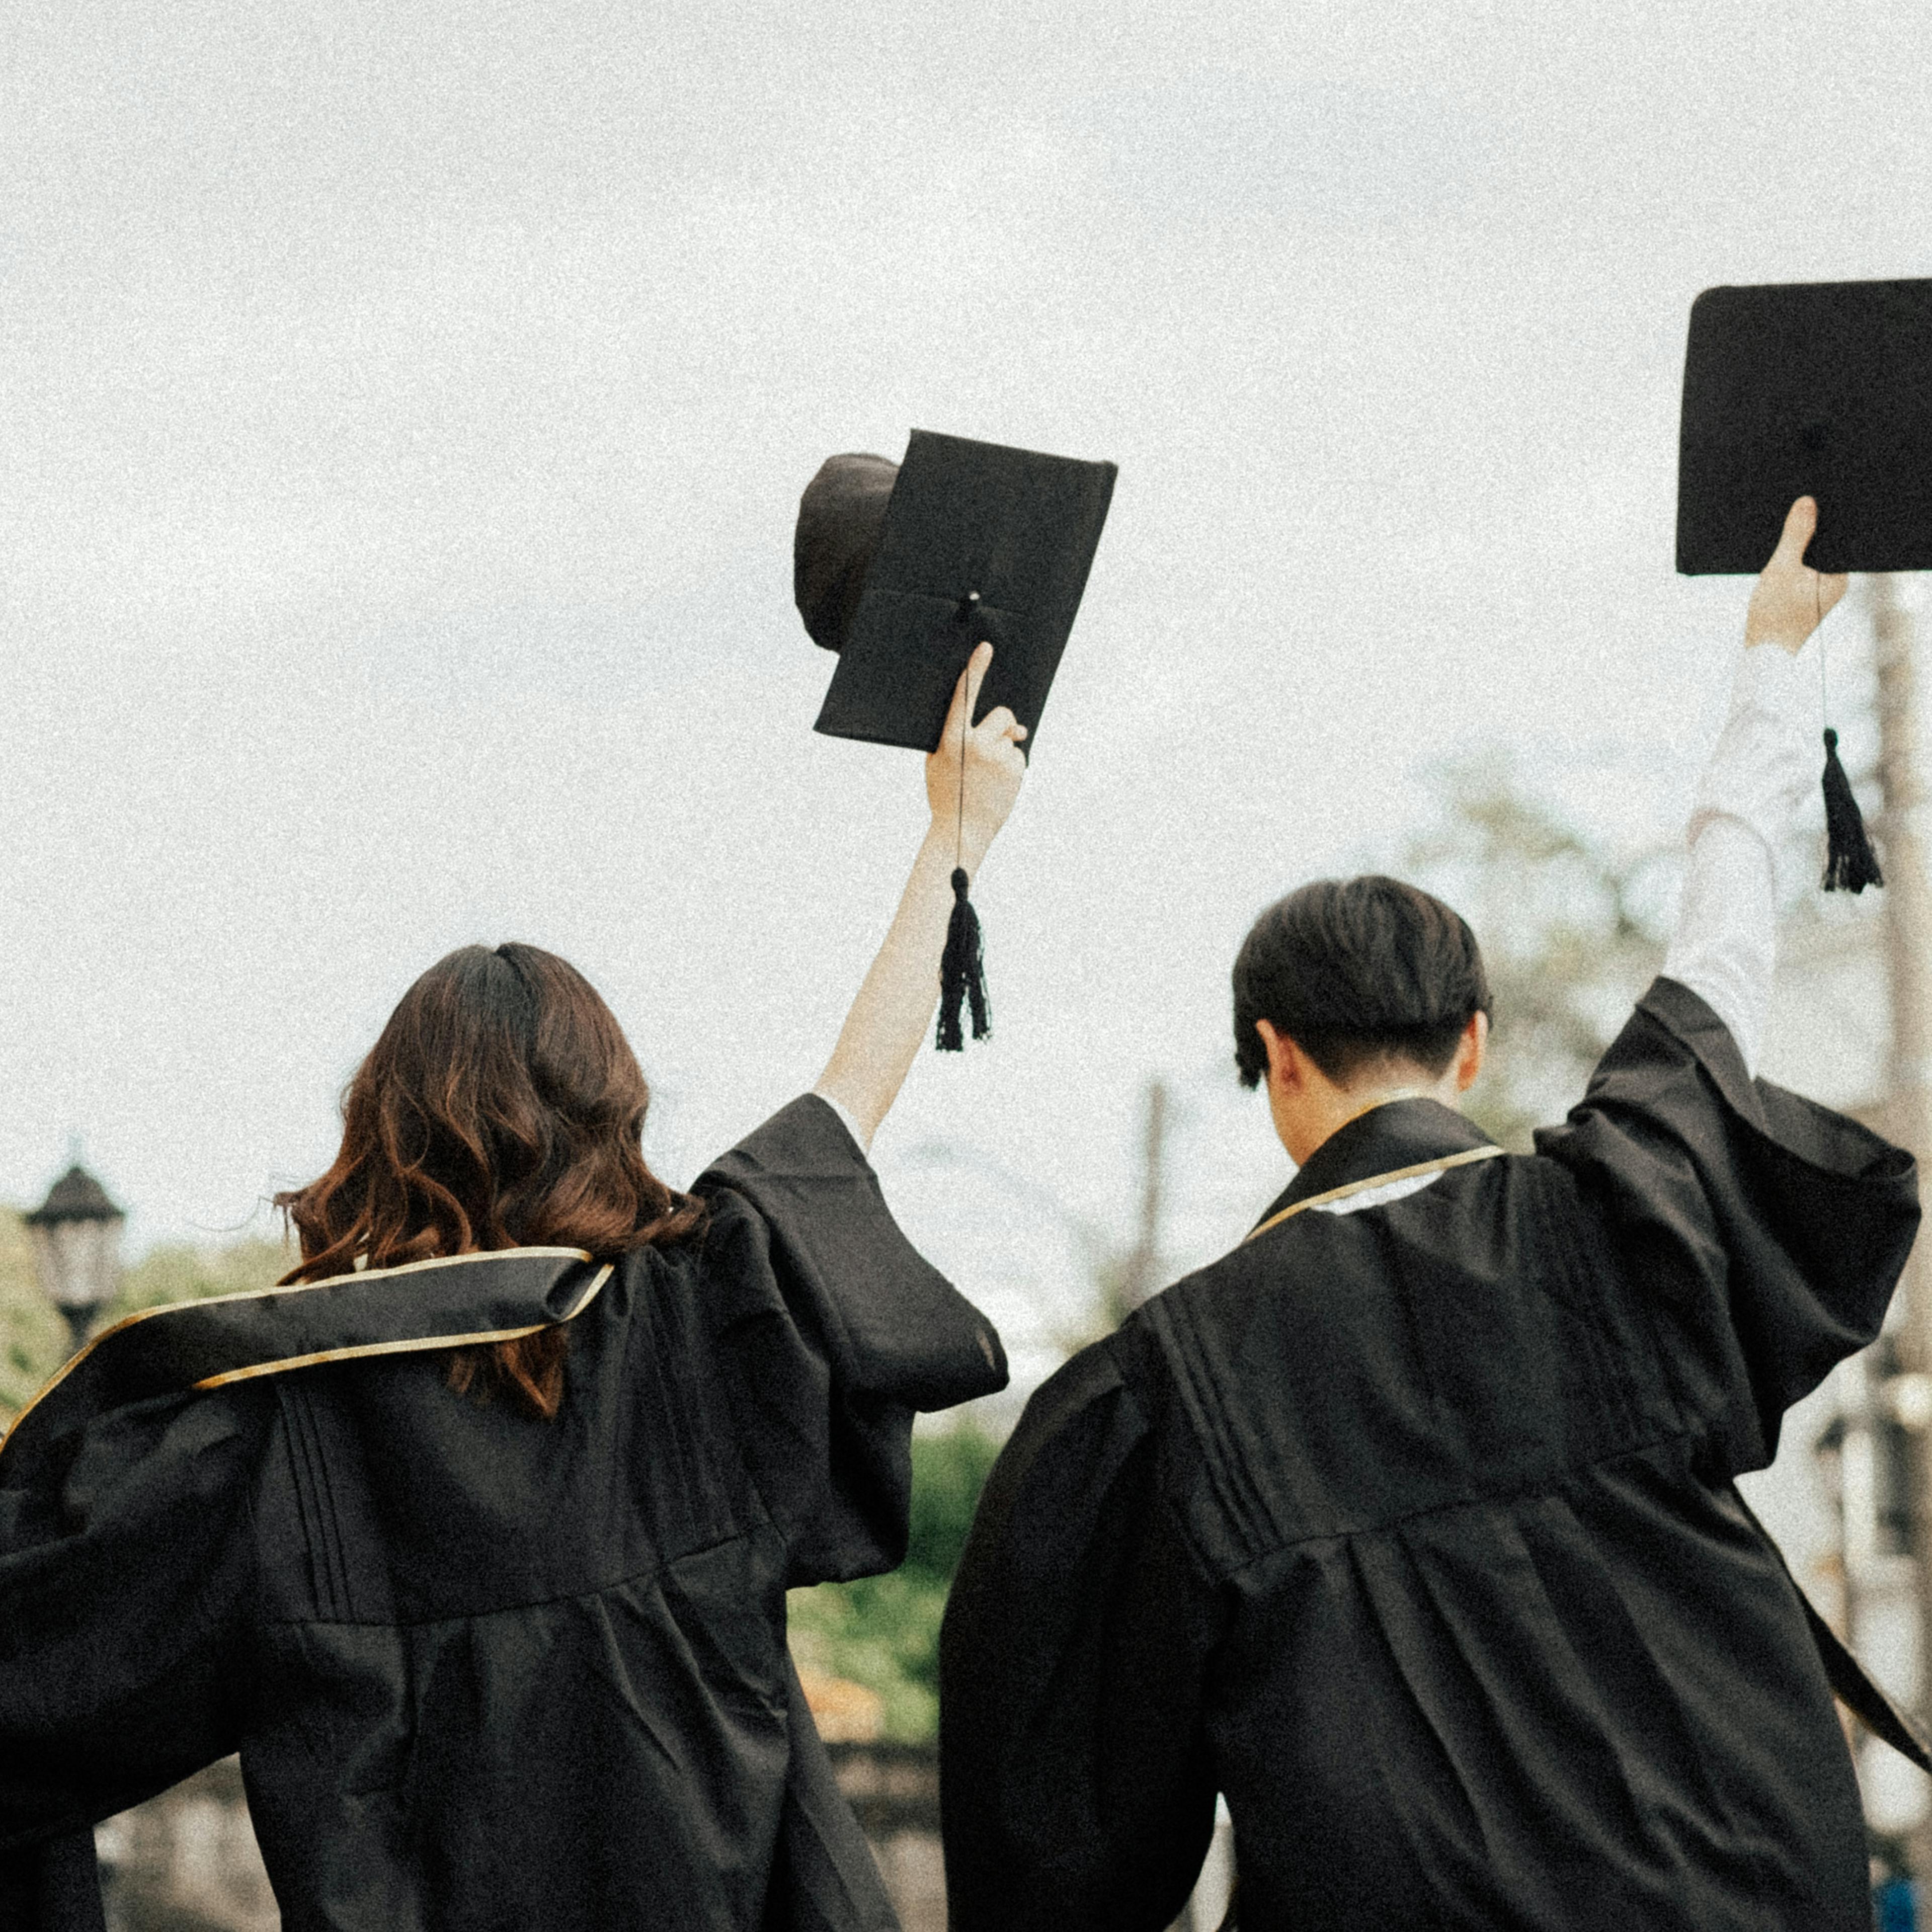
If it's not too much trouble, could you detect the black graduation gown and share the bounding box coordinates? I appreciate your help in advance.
[939,978,1919,1932]
[0,1094,1008,1932]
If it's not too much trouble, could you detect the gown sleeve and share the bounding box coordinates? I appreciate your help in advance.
[0,1384,266,1930]
[937,1331,1221,1932]
[1535,974,1919,1473]
[695,1092,1009,1585]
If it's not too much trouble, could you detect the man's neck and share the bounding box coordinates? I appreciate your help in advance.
[1336,1084,1434,1130]
[1277,1076,1462,1168]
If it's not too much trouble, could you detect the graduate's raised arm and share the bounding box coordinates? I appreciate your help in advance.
[814,641,1026,1147]
[1542,490,1914,1480]
[1659,495,1845,1074]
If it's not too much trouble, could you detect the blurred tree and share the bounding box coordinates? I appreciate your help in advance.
[1401,758,1673,1149]
[903,1422,1004,1579]
[113,1237,290,1316]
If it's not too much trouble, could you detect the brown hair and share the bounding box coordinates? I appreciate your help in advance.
[276,943,704,1418]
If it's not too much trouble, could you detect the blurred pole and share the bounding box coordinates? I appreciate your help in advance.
[1874,574,1932,1199]
[1117,1078,1170,1313]
[1870,573,1932,1882]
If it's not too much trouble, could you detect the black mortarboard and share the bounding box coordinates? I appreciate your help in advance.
[796,429,1118,756]
[793,430,1118,1050]
[1677,278,1932,575]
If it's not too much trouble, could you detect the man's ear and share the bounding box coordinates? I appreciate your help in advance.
[1454,1010,1489,1092]
[1256,1018,1298,1091]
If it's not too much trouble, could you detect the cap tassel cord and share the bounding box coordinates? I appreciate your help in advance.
[1815,573,1883,894]
[937,618,992,1052]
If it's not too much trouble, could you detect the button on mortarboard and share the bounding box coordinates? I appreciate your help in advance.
[1677,278,1932,575]
[795,429,1117,756]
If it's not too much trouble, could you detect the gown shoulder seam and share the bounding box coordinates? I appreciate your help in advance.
[1213,1426,1699,1582]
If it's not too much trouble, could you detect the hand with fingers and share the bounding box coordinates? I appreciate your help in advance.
[1739,494,1880,890]
[1747,496,1848,655]
[926,641,1028,875]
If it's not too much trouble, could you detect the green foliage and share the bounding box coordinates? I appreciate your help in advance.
[788,1421,1003,1741]
[113,1237,291,1316]
[902,1420,1004,1582]
[788,1571,951,1740]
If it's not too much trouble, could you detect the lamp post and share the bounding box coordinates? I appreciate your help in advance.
[24,1163,126,1353]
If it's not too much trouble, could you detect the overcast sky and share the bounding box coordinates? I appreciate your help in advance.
[4,1,1930,1356]
[9,1,1932,1819]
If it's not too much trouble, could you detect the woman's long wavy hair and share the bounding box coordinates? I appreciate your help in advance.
[275,943,704,1419]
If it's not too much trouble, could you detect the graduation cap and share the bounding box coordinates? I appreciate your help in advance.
[794,430,1118,1047]
[1677,279,1932,576]
[796,430,1118,755]
[1676,279,1932,892]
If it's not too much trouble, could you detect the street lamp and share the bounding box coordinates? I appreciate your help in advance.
[25,1163,126,1353]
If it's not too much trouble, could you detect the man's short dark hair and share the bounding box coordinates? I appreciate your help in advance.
[1232,875,1492,1089]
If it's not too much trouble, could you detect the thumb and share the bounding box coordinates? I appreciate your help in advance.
[1770,496,1819,572]
[961,639,993,725]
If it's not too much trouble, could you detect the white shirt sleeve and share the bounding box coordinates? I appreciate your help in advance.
[1659,640,1816,1078]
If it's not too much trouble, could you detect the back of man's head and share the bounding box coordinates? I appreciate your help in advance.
[1232,875,1492,1090]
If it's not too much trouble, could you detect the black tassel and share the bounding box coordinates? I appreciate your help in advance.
[1821,728,1884,894]
[937,867,991,1052]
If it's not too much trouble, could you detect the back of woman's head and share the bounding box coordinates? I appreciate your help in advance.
[277,943,702,1416]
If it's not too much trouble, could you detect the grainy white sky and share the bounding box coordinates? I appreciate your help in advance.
[3,1,1929,1343]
